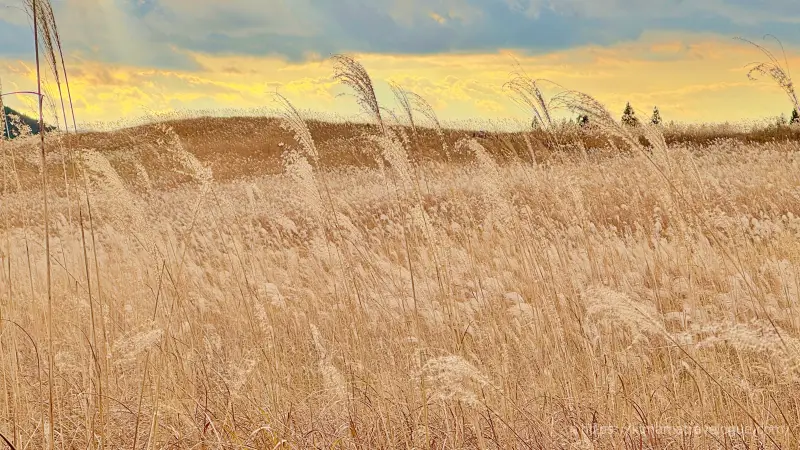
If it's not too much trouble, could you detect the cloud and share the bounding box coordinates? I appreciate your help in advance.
[3,0,800,66]
[510,0,800,24]
[3,1,800,128]
[0,7,34,58]
[2,30,795,128]
[0,0,201,69]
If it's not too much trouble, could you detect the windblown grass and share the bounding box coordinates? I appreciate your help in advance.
[3,26,800,449]
[3,124,800,447]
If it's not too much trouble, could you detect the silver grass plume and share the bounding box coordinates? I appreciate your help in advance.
[332,54,386,135]
[736,35,800,114]
[504,72,557,130]
[274,92,319,164]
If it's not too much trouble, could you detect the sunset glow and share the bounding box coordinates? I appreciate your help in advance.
[2,1,800,127]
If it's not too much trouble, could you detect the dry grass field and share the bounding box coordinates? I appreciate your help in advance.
[3,93,800,449]
[4,8,800,446]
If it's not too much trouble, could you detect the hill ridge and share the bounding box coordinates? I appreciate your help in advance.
[2,105,53,139]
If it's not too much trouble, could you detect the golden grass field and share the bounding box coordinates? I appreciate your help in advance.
[3,11,800,444]
[3,99,800,449]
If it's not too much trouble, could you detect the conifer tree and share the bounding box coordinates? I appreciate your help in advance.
[651,106,662,125]
[621,102,639,127]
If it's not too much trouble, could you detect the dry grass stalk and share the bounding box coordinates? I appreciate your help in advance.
[389,81,418,140]
[41,0,77,132]
[0,78,7,141]
[736,35,800,113]
[332,54,386,135]
[505,72,556,130]
[26,2,56,448]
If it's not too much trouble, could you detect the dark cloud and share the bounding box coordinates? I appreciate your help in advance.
[0,18,34,58]
[2,0,800,67]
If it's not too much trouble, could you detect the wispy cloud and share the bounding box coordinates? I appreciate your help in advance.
[2,1,799,126]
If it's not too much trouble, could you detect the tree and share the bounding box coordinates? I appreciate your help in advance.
[1,106,53,139]
[621,102,639,127]
[651,106,662,125]
[791,108,800,125]
[577,113,589,128]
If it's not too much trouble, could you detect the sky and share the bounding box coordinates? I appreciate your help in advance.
[2,0,800,129]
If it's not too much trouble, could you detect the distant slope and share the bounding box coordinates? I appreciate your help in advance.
[47,113,800,185]
[2,106,55,139]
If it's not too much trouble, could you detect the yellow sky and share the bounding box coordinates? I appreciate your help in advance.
[1,30,796,130]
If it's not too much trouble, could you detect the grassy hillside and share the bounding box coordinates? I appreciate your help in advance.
[48,114,800,183]
[3,116,800,448]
